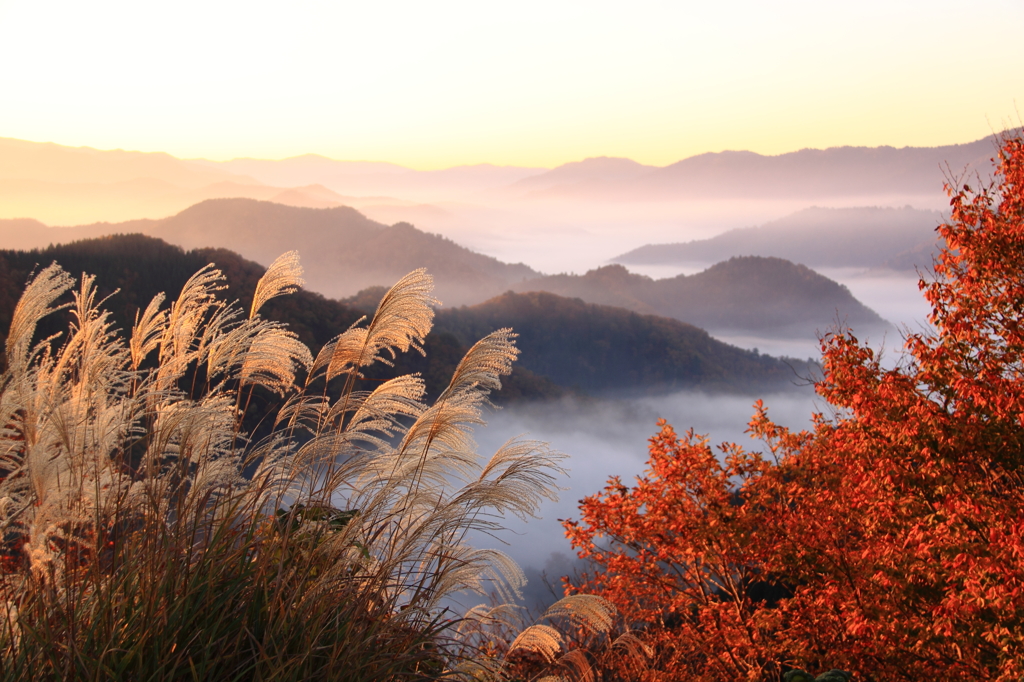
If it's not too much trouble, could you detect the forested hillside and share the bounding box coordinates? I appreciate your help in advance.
[433,291,813,393]
[0,235,810,400]
[0,235,557,403]
[512,257,890,339]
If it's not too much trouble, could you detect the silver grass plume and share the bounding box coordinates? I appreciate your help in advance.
[438,328,518,403]
[316,327,557,614]
[323,268,436,381]
[395,329,521,493]
[239,326,312,396]
[156,264,226,394]
[541,594,616,634]
[250,250,304,319]
[503,595,621,682]
[5,263,74,373]
[130,292,167,370]
[509,624,565,663]
[329,375,427,450]
[11,274,135,578]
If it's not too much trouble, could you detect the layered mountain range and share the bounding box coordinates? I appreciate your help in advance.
[0,235,814,398]
[0,198,892,341]
[0,199,539,305]
[0,134,1006,227]
[614,206,945,271]
[510,259,891,339]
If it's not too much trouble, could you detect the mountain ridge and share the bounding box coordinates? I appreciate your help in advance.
[0,234,811,397]
[511,258,891,339]
[0,198,541,305]
[613,206,944,270]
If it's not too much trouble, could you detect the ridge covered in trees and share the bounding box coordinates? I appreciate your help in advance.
[0,235,810,400]
[512,258,890,339]
[434,290,813,393]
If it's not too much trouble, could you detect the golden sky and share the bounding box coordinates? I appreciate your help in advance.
[0,0,1021,169]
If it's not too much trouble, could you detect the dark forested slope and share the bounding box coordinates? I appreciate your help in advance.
[0,235,556,402]
[0,235,812,399]
[512,257,890,339]
[433,291,813,394]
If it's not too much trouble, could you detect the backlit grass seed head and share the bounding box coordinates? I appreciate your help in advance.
[324,268,436,380]
[250,250,304,319]
[5,263,74,372]
[130,292,167,370]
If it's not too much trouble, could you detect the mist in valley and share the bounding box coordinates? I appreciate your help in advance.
[468,387,822,609]
[462,265,935,609]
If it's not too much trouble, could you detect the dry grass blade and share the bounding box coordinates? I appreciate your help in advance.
[556,649,596,682]
[250,250,304,319]
[611,631,654,662]
[474,439,565,520]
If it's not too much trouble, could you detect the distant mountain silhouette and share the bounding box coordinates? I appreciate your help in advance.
[880,239,946,272]
[507,157,657,195]
[0,199,540,305]
[0,235,809,397]
[614,206,944,270]
[0,138,433,224]
[194,156,543,201]
[511,258,891,339]
[196,134,1008,204]
[0,136,255,188]
[512,135,1007,202]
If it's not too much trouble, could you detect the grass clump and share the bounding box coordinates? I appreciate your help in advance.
[0,253,566,681]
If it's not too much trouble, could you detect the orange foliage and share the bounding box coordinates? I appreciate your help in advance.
[564,131,1024,680]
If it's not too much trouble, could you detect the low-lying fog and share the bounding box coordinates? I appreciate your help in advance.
[468,387,822,609]
[465,264,937,609]
[359,193,948,277]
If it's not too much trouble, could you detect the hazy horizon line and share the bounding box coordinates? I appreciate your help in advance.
[5,128,1014,174]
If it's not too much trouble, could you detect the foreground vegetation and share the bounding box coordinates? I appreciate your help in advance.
[561,132,1024,679]
[0,250,632,680]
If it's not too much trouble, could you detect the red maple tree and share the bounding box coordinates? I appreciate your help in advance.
[565,130,1024,681]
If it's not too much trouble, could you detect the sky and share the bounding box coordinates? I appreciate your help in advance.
[0,0,1021,169]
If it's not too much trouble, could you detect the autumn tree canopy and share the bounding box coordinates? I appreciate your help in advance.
[565,131,1024,681]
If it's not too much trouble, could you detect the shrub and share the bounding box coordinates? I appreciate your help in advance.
[565,132,1024,681]
[0,255,565,681]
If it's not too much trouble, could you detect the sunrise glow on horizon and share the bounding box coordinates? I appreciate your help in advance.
[1,0,1021,169]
